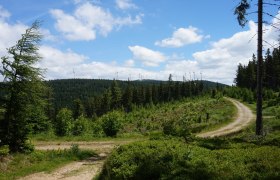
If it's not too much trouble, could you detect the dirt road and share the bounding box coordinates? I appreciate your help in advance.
[20,140,133,180]
[197,97,254,138]
[20,98,254,180]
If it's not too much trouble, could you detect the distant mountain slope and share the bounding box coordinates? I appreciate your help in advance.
[46,79,226,110]
[0,79,227,112]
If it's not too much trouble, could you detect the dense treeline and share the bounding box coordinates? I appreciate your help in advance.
[45,78,224,118]
[47,79,221,113]
[235,47,280,90]
[46,79,162,112]
[59,78,206,119]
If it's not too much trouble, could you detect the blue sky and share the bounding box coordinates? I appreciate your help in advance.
[0,0,279,84]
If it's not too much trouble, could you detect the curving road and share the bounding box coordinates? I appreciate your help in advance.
[20,98,254,180]
[197,97,254,138]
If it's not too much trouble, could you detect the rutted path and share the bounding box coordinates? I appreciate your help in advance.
[20,98,254,180]
[197,97,254,138]
[20,140,133,180]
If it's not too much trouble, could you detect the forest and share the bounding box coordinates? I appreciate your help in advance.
[235,48,280,90]
[46,78,222,118]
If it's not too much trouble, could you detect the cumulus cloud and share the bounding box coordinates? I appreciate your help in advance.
[0,8,27,57]
[38,46,162,80]
[50,9,96,41]
[50,2,142,41]
[155,26,205,47]
[124,59,135,67]
[116,0,137,10]
[38,46,88,79]
[128,45,167,67]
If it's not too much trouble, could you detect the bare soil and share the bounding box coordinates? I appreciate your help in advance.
[19,140,132,180]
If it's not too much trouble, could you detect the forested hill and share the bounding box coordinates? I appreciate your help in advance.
[47,79,224,96]
[46,79,226,114]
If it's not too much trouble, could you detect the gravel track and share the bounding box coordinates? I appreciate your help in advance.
[197,97,254,138]
[20,98,254,179]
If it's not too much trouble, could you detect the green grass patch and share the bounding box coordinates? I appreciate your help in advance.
[0,144,96,179]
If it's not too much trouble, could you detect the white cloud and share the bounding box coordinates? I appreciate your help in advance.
[157,21,260,85]
[124,59,135,67]
[0,8,27,57]
[115,14,143,27]
[38,45,162,80]
[155,26,205,47]
[128,46,167,67]
[50,2,142,41]
[188,22,258,84]
[50,9,96,41]
[116,0,137,10]
[0,6,10,20]
[38,46,88,79]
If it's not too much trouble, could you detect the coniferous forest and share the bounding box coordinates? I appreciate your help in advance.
[235,48,280,90]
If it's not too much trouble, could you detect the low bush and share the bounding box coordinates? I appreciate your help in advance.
[72,116,88,136]
[0,145,9,156]
[101,111,123,137]
[98,140,214,180]
[98,139,280,180]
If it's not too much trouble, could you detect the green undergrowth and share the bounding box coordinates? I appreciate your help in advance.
[97,139,280,180]
[30,96,235,142]
[0,145,96,180]
[229,100,280,147]
[121,96,236,135]
[98,97,280,179]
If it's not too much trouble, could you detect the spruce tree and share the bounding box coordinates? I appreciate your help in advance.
[235,0,264,135]
[0,21,47,152]
[110,80,122,109]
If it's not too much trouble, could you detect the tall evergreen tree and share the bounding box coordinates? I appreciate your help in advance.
[0,21,47,152]
[110,80,122,109]
[73,98,85,119]
[264,49,274,88]
[235,0,263,135]
[122,81,133,112]
[101,89,112,114]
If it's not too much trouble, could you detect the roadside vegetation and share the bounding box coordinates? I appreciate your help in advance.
[0,144,96,180]
[29,96,235,141]
[97,91,280,179]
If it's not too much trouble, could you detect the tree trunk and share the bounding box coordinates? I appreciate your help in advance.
[256,0,263,135]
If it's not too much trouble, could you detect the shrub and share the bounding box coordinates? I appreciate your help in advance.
[0,145,9,156]
[55,108,74,136]
[72,116,88,136]
[101,111,122,137]
[162,118,192,142]
[70,144,80,155]
[273,107,280,120]
[98,140,215,180]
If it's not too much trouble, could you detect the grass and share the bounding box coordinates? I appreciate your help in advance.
[0,145,96,180]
